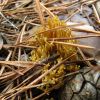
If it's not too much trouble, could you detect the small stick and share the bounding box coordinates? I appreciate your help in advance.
[18,24,26,61]
[51,41,96,49]
[48,0,79,11]
[0,61,37,68]
[72,27,100,34]
[0,44,37,49]
[40,3,55,17]
[0,0,8,11]
[77,47,94,68]
[0,12,18,29]
[65,9,80,22]
[1,64,23,75]
[92,4,100,23]
[44,0,59,6]
[56,0,78,7]
[35,0,45,25]
[48,35,100,41]
[0,51,12,76]
[11,24,26,60]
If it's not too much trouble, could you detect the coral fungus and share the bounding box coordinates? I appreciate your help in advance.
[30,17,79,91]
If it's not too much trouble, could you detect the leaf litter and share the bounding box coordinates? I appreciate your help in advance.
[0,0,100,100]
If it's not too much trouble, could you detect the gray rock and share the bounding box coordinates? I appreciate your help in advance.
[97,77,100,89]
[72,94,81,100]
[84,70,100,84]
[97,89,100,100]
[59,69,100,100]
[70,74,84,93]
[79,83,97,100]
[60,84,73,100]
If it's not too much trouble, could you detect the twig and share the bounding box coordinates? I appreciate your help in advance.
[65,9,80,22]
[77,47,94,68]
[48,35,100,41]
[0,50,12,76]
[35,0,45,25]
[0,12,18,29]
[92,4,100,23]
[72,27,100,34]
[11,24,26,60]
[51,41,97,49]
[40,3,55,17]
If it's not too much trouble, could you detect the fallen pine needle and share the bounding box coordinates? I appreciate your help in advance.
[50,41,97,49]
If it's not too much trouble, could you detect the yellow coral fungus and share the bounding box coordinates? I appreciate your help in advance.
[30,16,79,91]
